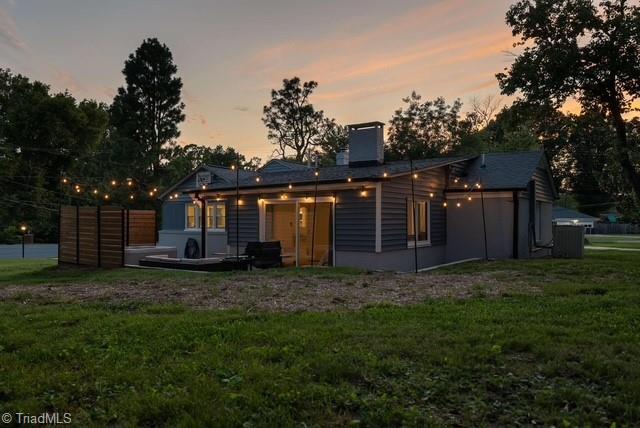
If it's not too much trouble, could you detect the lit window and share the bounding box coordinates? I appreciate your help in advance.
[186,205,198,229]
[407,200,430,246]
[187,202,226,230]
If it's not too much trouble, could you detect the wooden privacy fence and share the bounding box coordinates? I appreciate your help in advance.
[59,206,156,267]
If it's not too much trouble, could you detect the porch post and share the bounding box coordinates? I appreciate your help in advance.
[200,197,207,258]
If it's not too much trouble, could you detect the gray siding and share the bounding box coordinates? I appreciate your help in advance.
[335,189,376,252]
[533,165,555,203]
[227,195,259,249]
[381,168,447,251]
[446,194,515,262]
[162,199,188,230]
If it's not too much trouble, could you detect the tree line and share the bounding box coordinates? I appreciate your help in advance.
[1,0,639,243]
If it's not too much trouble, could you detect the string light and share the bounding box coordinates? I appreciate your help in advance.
[347,177,352,183]
[231,165,236,170]
[153,187,158,192]
[104,194,110,200]
[467,196,472,201]
[256,177,261,182]
[127,180,133,187]
[314,171,319,177]
[476,183,481,189]
[454,178,459,183]
[93,189,99,195]
[149,191,154,197]
[111,180,117,186]
[20,225,27,232]
[443,202,448,207]
[280,194,288,200]
[201,185,206,190]
[413,173,418,179]
[129,195,134,200]
[75,187,81,193]
[62,178,68,184]
[464,184,468,189]
[169,196,173,200]
[456,202,461,208]
[288,183,293,189]
[173,193,179,198]
[429,192,434,198]
[383,172,388,178]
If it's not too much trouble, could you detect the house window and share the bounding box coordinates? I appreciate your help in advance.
[186,202,226,230]
[407,199,430,246]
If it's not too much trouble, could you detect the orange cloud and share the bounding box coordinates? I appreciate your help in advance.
[0,7,26,51]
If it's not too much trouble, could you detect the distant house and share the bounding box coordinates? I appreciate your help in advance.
[552,207,598,231]
[159,122,558,271]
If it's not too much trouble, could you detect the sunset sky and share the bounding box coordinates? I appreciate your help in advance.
[2,0,524,160]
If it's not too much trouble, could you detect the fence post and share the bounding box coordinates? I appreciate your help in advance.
[76,205,80,265]
[121,208,125,267]
[97,207,101,267]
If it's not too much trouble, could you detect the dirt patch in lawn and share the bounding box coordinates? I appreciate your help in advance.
[0,270,542,312]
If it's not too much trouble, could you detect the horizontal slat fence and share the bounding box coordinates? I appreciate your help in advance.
[126,210,156,246]
[58,206,156,268]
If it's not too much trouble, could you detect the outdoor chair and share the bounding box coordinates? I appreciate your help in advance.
[244,241,283,269]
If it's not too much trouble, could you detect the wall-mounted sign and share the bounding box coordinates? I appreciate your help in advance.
[196,172,212,187]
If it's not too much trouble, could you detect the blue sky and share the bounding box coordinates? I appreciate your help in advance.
[2,0,520,160]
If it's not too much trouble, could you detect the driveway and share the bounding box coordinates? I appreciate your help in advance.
[0,244,58,260]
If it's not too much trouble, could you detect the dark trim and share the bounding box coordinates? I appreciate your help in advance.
[528,180,536,249]
[512,191,519,259]
[200,198,207,258]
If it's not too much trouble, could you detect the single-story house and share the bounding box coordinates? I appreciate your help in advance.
[552,207,598,231]
[159,122,558,271]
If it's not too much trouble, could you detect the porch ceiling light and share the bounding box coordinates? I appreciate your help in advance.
[360,186,367,197]
[288,183,293,189]
[347,177,352,183]
[383,172,388,178]
[443,202,448,207]
[256,177,261,182]
[467,196,472,201]
[429,192,434,198]
[456,202,461,208]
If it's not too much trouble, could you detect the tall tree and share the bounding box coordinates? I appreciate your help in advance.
[263,77,334,162]
[386,92,470,160]
[110,38,185,180]
[0,69,108,242]
[497,0,640,207]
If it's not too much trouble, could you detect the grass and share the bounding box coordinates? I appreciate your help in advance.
[585,234,640,250]
[0,259,362,287]
[0,253,639,426]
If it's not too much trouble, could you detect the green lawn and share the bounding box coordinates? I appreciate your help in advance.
[586,234,640,249]
[0,253,639,426]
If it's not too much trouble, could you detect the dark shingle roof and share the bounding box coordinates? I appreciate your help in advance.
[448,151,546,191]
[185,156,472,192]
[170,151,555,196]
[552,207,598,221]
